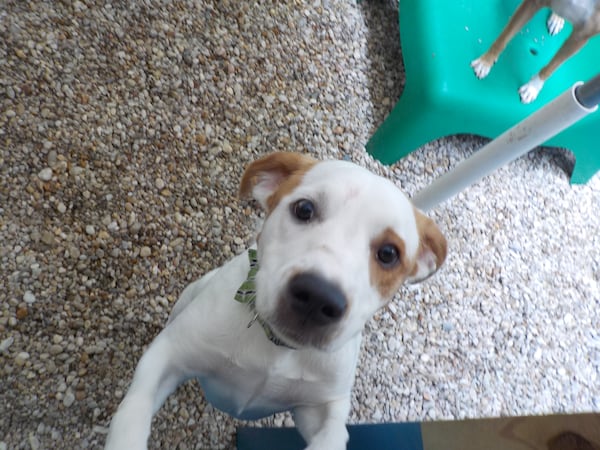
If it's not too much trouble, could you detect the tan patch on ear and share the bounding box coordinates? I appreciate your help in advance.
[409,207,447,278]
[414,209,447,267]
[264,171,309,212]
[239,152,316,204]
[369,228,412,299]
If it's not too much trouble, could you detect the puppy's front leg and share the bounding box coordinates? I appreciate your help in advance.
[293,397,351,450]
[520,30,590,103]
[471,0,540,78]
[105,333,186,450]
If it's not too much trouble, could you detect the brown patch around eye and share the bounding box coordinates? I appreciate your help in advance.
[369,228,411,299]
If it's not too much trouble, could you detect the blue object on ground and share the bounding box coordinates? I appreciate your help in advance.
[236,422,423,450]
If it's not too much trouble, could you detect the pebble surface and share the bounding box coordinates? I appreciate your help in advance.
[1,1,599,449]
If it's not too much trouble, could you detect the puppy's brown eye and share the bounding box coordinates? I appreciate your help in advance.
[377,244,400,268]
[292,199,315,223]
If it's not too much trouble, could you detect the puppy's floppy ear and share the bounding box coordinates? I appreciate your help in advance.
[407,208,447,283]
[239,152,316,210]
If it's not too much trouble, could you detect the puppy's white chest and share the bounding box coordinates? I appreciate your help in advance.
[197,351,354,421]
[198,372,286,420]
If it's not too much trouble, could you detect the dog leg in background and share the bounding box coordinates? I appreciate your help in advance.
[547,12,565,35]
[519,29,591,102]
[105,334,187,450]
[471,0,541,78]
[293,397,351,450]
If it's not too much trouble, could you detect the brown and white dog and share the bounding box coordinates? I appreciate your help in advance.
[105,152,447,450]
[471,0,600,103]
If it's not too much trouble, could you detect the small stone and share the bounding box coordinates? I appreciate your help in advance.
[73,0,86,11]
[85,225,95,236]
[23,291,36,304]
[155,178,165,190]
[56,202,67,214]
[38,168,53,181]
[140,246,152,257]
[0,336,14,353]
[47,150,57,165]
[84,345,103,355]
[16,306,28,320]
[63,390,75,407]
[222,141,233,154]
[28,434,41,450]
[442,322,454,332]
[97,230,110,241]
[564,313,575,326]
[169,237,184,248]
[68,245,80,259]
[41,231,55,246]
[15,352,30,366]
[49,344,64,355]
[182,48,194,66]
[92,426,109,435]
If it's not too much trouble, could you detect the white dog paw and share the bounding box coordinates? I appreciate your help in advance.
[519,76,544,103]
[547,12,565,36]
[305,444,345,450]
[471,58,492,79]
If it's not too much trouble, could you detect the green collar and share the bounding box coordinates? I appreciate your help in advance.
[235,249,295,349]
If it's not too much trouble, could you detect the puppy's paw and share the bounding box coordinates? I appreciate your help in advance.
[303,426,348,450]
[519,76,544,103]
[471,58,492,79]
[305,443,345,450]
[105,434,148,450]
[547,12,565,36]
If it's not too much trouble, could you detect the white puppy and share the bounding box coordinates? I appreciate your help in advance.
[105,152,447,450]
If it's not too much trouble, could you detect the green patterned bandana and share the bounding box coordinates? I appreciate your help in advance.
[235,249,295,349]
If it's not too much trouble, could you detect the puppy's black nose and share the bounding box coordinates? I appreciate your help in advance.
[287,273,347,325]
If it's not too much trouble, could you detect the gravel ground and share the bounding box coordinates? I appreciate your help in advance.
[1,1,599,449]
